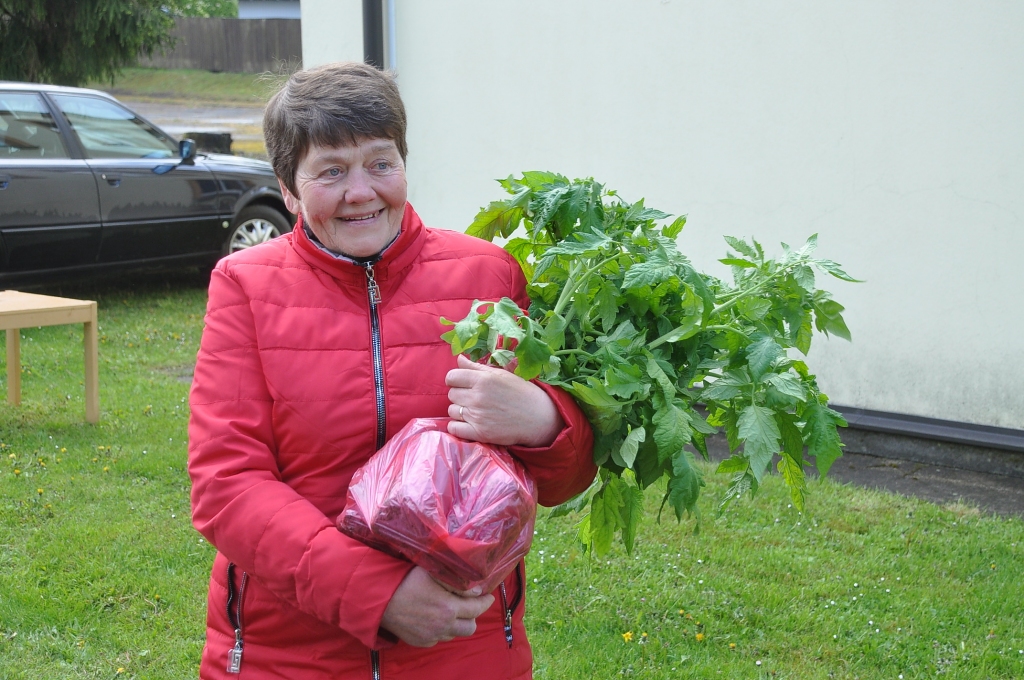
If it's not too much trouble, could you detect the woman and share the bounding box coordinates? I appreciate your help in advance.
[188,62,596,679]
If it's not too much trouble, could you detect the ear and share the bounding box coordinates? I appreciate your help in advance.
[279,178,302,216]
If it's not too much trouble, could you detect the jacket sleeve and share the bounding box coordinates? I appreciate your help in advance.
[188,264,412,650]
[505,254,597,507]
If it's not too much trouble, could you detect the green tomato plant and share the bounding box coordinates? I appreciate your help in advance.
[441,172,859,557]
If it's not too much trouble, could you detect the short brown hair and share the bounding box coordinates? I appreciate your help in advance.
[263,62,407,195]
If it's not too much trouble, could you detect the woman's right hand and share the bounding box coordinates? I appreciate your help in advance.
[380,566,494,647]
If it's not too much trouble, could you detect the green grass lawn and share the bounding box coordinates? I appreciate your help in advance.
[87,67,285,106]
[1,271,1022,678]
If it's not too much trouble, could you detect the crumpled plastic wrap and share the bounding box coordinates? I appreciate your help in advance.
[338,418,537,594]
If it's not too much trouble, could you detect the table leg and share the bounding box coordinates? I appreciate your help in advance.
[6,328,20,406]
[84,304,99,423]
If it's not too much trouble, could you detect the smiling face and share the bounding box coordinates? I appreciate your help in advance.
[281,138,407,259]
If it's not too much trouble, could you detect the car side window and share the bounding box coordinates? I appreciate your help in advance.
[0,92,70,159]
[50,94,178,160]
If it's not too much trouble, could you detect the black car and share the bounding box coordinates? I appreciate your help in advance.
[0,82,293,285]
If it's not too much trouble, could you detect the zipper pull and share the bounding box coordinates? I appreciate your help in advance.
[500,582,514,648]
[226,629,243,673]
[365,264,382,305]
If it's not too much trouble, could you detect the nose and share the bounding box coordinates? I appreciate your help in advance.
[343,167,376,204]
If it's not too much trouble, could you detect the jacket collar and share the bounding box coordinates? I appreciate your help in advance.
[291,202,427,285]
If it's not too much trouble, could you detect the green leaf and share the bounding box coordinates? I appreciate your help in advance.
[776,410,805,466]
[738,405,781,482]
[815,259,863,282]
[701,369,750,402]
[665,450,704,520]
[737,297,772,321]
[653,402,691,462]
[623,251,675,290]
[764,372,807,401]
[590,481,624,556]
[724,236,758,259]
[467,201,522,241]
[513,331,553,381]
[548,476,599,518]
[569,380,623,435]
[645,355,676,400]
[487,297,527,343]
[595,281,620,333]
[794,265,815,291]
[795,317,813,355]
[720,258,758,268]
[720,471,754,512]
[619,478,645,554]
[778,452,807,512]
[612,426,646,469]
[663,215,687,238]
[804,399,846,476]
[716,454,749,475]
[746,335,783,381]
[812,299,852,341]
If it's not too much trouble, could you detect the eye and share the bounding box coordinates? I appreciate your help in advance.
[374,161,390,171]
[327,167,341,177]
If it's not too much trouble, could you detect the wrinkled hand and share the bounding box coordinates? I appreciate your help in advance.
[380,566,494,647]
[446,354,563,448]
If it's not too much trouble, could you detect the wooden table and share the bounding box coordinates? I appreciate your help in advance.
[0,290,99,423]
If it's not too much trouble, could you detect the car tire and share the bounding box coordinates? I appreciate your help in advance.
[223,205,291,256]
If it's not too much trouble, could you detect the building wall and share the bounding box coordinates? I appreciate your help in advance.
[302,1,1024,430]
[300,0,362,65]
[239,1,301,20]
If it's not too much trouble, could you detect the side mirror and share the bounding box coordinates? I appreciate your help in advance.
[179,139,197,163]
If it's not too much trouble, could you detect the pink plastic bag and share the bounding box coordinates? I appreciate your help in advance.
[338,418,537,594]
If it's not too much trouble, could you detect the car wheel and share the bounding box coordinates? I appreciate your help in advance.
[224,206,291,256]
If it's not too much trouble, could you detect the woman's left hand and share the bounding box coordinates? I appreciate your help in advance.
[446,355,563,448]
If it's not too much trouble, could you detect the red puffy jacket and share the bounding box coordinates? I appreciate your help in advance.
[188,204,595,679]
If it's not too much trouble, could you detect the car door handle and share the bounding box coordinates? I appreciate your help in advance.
[0,174,9,190]
[101,173,122,187]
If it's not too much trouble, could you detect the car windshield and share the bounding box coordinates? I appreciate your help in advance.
[0,92,69,159]
[51,94,178,160]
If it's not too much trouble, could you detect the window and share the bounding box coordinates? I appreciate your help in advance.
[51,94,178,160]
[0,92,69,159]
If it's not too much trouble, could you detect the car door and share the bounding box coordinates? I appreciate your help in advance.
[48,93,224,263]
[0,91,102,273]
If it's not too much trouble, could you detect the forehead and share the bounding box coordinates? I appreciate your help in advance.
[300,138,401,167]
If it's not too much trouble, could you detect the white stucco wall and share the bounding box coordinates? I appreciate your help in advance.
[303,1,1024,430]
[299,0,362,66]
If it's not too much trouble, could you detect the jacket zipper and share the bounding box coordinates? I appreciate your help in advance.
[364,263,387,450]
[225,562,248,674]
[498,562,525,648]
[371,649,381,679]
[365,263,386,678]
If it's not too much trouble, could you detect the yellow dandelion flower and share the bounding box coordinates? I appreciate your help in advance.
[622,631,633,643]
[7,453,14,459]
[696,633,705,642]
[37,488,43,495]
[991,563,997,570]
[103,466,109,472]
[13,469,20,475]
[729,642,736,650]
[60,448,66,453]
[116,668,124,674]
[678,609,685,615]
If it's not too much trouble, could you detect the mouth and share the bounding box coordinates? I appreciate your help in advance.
[339,208,384,223]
